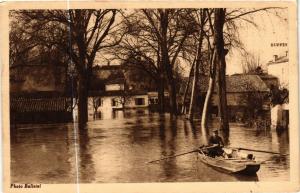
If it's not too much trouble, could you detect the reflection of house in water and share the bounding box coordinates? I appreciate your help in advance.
[267,51,289,129]
[88,65,152,120]
[198,74,270,124]
[10,64,72,124]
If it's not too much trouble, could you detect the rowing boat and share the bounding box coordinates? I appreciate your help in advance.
[197,147,261,175]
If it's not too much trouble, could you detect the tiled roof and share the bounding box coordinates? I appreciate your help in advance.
[10,91,69,98]
[199,74,269,93]
[10,97,71,112]
[258,74,278,80]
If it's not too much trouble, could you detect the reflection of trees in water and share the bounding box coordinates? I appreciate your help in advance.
[170,118,178,138]
[93,111,102,120]
[183,120,190,136]
[148,112,154,122]
[11,125,76,183]
[78,129,96,182]
[111,110,124,119]
[275,128,289,168]
[158,115,178,179]
[183,120,199,139]
[158,114,179,141]
[190,120,199,138]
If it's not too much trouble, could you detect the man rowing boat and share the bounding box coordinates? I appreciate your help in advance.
[201,128,225,157]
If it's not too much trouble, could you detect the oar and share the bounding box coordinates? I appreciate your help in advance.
[231,147,289,156]
[147,149,198,164]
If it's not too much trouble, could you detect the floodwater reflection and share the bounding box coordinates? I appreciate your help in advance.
[11,109,289,183]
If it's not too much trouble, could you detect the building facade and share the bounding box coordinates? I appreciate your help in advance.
[10,65,72,124]
[87,65,150,120]
[267,51,289,129]
[267,51,289,89]
[198,74,270,125]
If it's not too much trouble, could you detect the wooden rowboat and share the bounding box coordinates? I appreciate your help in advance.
[197,147,261,175]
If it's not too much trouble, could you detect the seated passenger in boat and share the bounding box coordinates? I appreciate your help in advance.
[206,129,224,157]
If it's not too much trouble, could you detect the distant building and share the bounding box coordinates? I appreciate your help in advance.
[267,51,289,89]
[267,51,289,129]
[10,64,72,124]
[199,74,270,123]
[87,65,150,120]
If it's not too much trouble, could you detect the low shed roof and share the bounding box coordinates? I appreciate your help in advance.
[10,97,70,113]
[199,74,269,93]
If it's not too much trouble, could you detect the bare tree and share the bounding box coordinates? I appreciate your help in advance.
[187,9,208,120]
[142,9,196,115]
[201,11,217,129]
[242,51,262,74]
[112,9,196,115]
[200,7,285,130]
[111,10,165,112]
[13,10,124,128]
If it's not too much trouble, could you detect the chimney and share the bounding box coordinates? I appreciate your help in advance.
[273,55,278,62]
[285,51,288,57]
[107,61,110,66]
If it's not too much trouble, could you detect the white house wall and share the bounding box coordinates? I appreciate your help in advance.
[125,95,149,108]
[87,95,149,120]
[268,61,289,88]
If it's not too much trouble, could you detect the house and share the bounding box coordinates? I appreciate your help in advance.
[87,65,150,120]
[10,93,72,124]
[267,51,289,89]
[266,51,289,129]
[10,64,72,124]
[198,74,270,123]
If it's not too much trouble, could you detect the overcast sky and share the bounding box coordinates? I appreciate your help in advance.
[96,8,289,76]
[226,8,288,74]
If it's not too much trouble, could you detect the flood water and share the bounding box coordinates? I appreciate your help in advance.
[11,109,290,183]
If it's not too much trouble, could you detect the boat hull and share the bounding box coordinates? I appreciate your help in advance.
[236,164,260,175]
[197,151,260,175]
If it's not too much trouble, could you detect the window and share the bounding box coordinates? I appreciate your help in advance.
[111,98,119,107]
[135,98,145,106]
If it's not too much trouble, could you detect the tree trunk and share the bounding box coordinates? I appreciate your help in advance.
[188,10,206,120]
[181,59,195,114]
[188,60,199,119]
[160,10,177,115]
[157,75,165,113]
[201,49,217,129]
[78,73,88,129]
[214,8,229,131]
[168,79,177,114]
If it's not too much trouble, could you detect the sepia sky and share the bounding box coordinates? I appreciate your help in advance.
[226,8,288,74]
[96,8,289,76]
